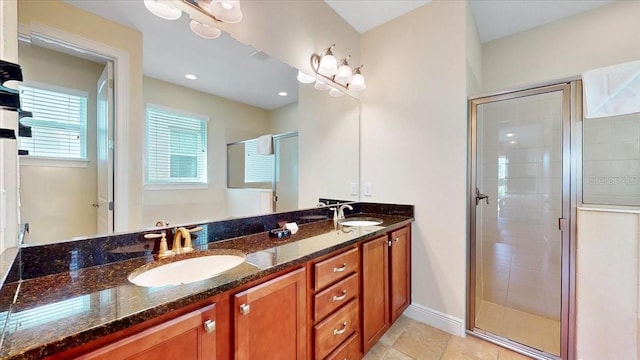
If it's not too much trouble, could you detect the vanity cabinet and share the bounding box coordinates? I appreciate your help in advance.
[76,303,219,360]
[310,246,360,360]
[234,267,307,360]
[389,226,411,323]
[362,225,412,353]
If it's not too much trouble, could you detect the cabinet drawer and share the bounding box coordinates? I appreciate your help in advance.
[315,247,359,291]
[314,273,359,321]
[324,333,360,360]
[314,299,359,359]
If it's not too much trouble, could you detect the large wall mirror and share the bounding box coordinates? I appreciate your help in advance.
[17,0,360,245]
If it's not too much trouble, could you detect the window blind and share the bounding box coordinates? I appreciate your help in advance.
[245,140,274,183]
[18,85,88,159]
[146,105,207,184]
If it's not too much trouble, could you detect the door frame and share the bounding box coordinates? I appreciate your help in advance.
[17,22,129,234]
[466,82,575,360]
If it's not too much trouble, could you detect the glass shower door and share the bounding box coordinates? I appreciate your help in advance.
[469,84,570,359]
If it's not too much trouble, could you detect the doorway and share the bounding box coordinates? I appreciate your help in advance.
[17,29,119,244]
[468,83,573,359]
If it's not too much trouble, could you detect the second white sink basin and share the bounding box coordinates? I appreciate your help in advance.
[129,253,245,287]
[338,217,384,227]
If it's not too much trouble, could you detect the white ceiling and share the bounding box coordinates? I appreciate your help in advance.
[65,0,298,110]
[325,0,614,42]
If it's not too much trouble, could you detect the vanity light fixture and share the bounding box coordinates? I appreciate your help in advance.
[143,0,182,20]
[144,0,243,39]
[298,44,366,96]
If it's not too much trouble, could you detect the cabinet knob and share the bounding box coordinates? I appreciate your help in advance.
[203,319,216,334]
[332,290,347,302]
[240,303,250,315]
[395,237,399,242]
[333,321,348,336]
[333,263,347,273]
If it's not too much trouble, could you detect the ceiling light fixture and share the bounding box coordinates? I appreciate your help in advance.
[185,74,197,80]
[143,0,182,20]
[298,44,366,96]
[144,0,243,40]
[278,91,288,97]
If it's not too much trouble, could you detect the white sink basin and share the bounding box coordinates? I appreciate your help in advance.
[129,253,245,287]
[338,217,383,227]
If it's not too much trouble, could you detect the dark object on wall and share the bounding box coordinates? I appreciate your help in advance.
[18,110,32,137]
[0,128,16,139]
[0,59,23,112]
[18,149,29,156]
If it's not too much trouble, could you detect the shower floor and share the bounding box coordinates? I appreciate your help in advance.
[475,300,561,356]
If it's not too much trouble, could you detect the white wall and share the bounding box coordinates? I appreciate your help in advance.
[360,0,478,329]
[482,1,640,93]
[576,208,638,359]
[142,76,270,227]
[18,43,103,244]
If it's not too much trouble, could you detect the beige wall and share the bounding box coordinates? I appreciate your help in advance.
[0,0,18,251]
[576,208,638,359]
[298,85,360,207]
[482,1,640,93]
[142,76,270,226]
[18,43,103,244]
[268,102,298,134]
[18,0,144,232]
[360,0,477,325]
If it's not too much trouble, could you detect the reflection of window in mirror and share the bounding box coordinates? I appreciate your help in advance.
[145,104,208,187]
[244,139,274,183]
[19,83,88,160]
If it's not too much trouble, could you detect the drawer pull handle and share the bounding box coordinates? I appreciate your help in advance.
[333,321,348,336]
[333,263,347,273]
[203,319,216,334]
[332,290,347,301]
[240,303,250,315]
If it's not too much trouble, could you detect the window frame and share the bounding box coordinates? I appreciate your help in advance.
[18,81,89,165]
[144,103,209,190]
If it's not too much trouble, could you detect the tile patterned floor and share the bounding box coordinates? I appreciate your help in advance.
[363,316,533,360]
[474,301,560,356]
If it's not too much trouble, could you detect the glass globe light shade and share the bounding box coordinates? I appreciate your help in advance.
[144,0,182,20]
[349,73,366,91]
[297,70,316,84]
[314,80,330,91]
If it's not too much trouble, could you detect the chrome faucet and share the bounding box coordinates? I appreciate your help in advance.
[338,204,353,219]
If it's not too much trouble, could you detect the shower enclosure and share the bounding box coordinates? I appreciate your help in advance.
[468,83,575,359]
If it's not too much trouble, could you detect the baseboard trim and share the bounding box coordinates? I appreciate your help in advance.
[403,303,465,337]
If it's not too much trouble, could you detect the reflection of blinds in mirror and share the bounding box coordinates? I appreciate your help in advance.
[245,140,274,183]
[146,105,208,184]
[18,84,87,160]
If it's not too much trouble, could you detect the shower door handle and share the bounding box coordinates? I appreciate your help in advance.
[475,187,489,206]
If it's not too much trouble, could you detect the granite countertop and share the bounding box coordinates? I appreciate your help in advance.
[0,214,412,359]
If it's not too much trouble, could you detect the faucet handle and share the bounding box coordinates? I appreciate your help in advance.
[144,232,163,239]
[157,233,173,258]
[188,226,203,233]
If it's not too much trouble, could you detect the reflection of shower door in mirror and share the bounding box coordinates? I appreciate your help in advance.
[97,61,115,234]
[469,84,571,359]
[273,133,298,212]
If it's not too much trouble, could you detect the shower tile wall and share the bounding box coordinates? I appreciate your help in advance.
[583,112,640,206]
[478,92,563,321]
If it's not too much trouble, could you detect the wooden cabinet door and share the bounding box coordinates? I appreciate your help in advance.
[234,267,307,360]
[77,303,217,360]
[361,235,389,354]
[390,226,411,323]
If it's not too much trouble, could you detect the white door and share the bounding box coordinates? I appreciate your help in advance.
[97,61,114,233]
[273,133,298,212]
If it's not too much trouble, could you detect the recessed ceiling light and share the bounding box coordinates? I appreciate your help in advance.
[509,140,517,145]
[278,91,288,97]
[506,132,516,137]
[185,74,197,80]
